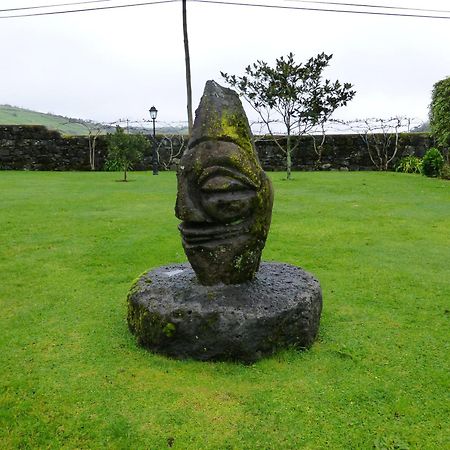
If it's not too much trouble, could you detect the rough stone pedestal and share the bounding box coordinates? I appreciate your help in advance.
[127,262,322,363]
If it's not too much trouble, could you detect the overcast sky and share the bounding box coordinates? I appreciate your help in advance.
[1,0,449,128]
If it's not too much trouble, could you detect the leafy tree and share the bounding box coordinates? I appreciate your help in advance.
[430,76,450,150]
[105,126,150,181]
[221,52,355,179]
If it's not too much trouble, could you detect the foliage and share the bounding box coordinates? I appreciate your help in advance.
[429,76,450,148]
[440,163,450,180]
[1,171,449,449]
[422,148,444,177]
[221,52,355,179]
[395,155,422,174]
[105,126,150,181]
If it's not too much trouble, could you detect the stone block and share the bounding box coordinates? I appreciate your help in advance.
[127,262,322,363]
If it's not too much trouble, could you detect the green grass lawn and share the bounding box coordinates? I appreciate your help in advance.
[0,171,448,449]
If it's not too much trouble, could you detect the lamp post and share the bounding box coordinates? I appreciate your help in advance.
[149,106,158,175]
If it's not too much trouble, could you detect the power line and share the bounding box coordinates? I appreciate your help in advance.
[1,0,450,19]
[4,0,450,15]
[283,0,450,15]
[0,0,177,19]
[190,0,450,20]
[0,0,113,13]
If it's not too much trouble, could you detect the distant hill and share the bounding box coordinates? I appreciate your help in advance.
[0,105,187,136]
[0,105,114,136]
[411,121,430,132]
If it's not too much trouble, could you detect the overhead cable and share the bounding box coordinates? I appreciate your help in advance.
[0,0,113,13]
[283,0,450,15]
[1,0,449,19]
[5,0,450,15]
[0,0,177,19]
[190,0,450,20]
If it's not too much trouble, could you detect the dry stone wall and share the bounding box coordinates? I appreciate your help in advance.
[0,125,434,172]
[0,125,108,171]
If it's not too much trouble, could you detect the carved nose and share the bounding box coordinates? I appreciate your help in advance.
[175,194,209,223]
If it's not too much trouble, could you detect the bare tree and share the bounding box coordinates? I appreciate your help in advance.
[337,117,422,171]
[59,119,103,170]
[155,133,186,170]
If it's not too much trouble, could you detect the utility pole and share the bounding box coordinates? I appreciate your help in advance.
[182,0,193,135]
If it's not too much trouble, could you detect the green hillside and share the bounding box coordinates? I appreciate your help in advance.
[0,105,187,136]
[0,104,114,136]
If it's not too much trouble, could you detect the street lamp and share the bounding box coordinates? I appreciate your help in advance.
[149,106,158,175]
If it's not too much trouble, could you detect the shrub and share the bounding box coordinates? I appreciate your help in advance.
[422,148,444,177]
[396,155,422,174]
[440,163,450,180]
[105,126,150,181]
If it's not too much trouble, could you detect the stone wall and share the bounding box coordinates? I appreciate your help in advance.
[256,133,434,171]
[0,125,434,172]
[0,125,108,171]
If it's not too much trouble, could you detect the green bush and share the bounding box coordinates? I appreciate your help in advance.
[396,155,422,174]
[422,148,444,177]
[440,163,450,180]
[105,126,150,181]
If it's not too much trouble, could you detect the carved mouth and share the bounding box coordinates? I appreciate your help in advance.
[178,220,248,245]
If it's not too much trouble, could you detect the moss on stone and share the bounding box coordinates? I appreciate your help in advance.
[162,322,176,337]
[220,111,253,156]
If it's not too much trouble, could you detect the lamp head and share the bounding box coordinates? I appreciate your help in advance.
[149,106,158,120]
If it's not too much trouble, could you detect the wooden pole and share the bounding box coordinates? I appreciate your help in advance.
[182,0,193,135]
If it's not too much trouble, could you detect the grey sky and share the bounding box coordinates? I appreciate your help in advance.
[1,0,449,128]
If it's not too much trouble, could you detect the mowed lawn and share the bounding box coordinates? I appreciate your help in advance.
[0,170,448,449]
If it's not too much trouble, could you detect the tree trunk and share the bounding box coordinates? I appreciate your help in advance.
[88,132,94,171]
[182,0,193,135]
[286,133,292,179]
[124,169,127,182]
[91,136,97,171]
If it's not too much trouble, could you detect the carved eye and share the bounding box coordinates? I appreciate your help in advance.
[201,175,247,192]
[198,166,259,223]
[201,191,255,223]
[199,166,258,192]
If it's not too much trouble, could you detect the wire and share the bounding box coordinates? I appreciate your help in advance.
[0,0,178,19]
[1,0,450,19]
[283,0,450,15]
[5,0,450,15]
[190,0,450,20]
[0,0,113,13]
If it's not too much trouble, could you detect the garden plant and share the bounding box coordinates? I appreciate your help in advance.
[422,147,444,177]
[105,126,150,181]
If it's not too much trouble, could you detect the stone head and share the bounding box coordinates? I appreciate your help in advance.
[175,81,273,285]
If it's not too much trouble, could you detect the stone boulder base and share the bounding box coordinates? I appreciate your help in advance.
[127,262,322,363]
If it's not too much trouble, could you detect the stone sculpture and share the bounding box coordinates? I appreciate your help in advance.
[127,81,322,362]
[175,81,273,285]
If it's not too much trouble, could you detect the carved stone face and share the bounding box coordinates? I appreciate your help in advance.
[176,139,273,285]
